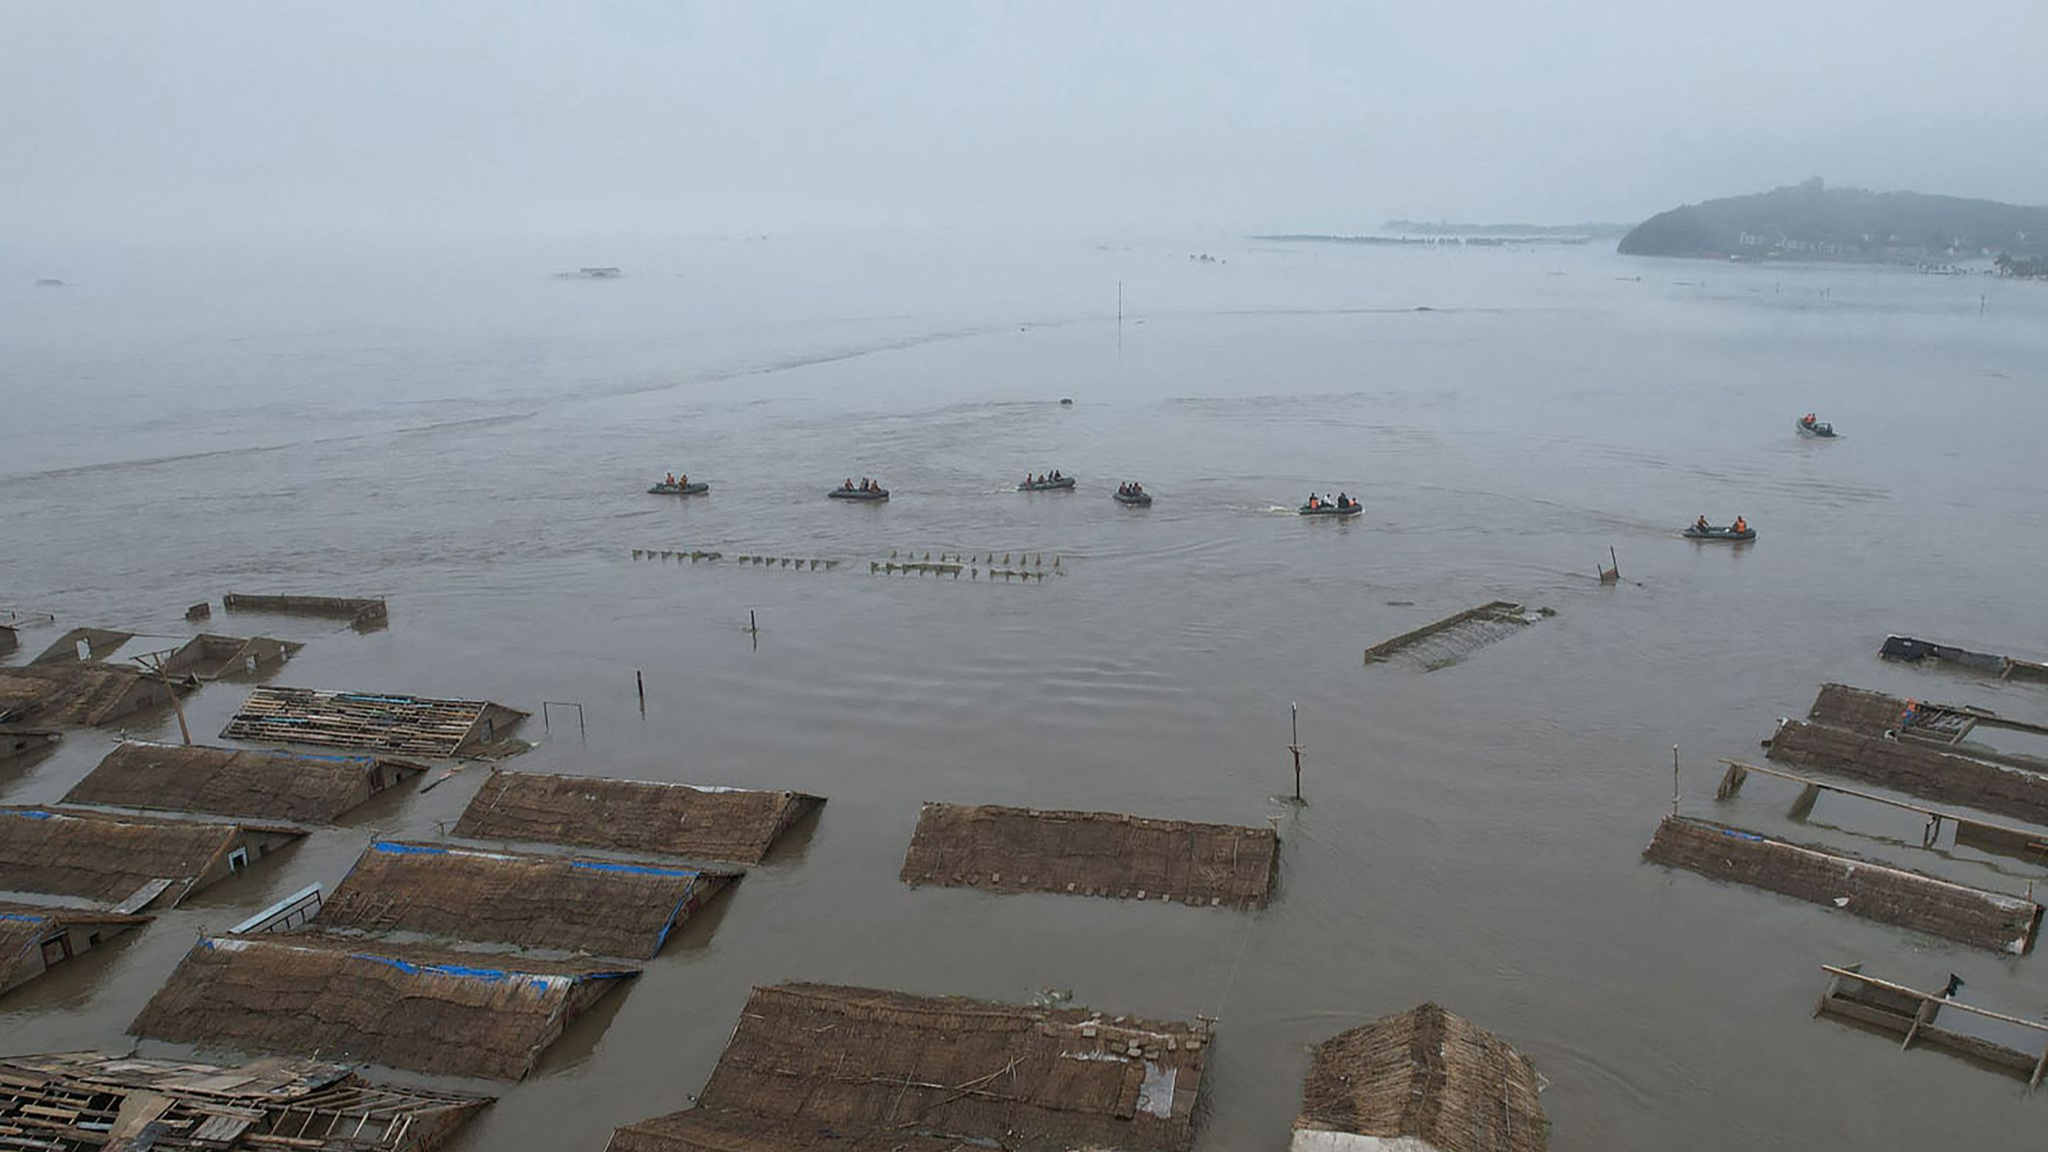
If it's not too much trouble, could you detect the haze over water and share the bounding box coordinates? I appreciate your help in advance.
[4,233,2048,1150]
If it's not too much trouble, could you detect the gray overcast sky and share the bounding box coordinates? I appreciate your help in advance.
[6,1,2046,240]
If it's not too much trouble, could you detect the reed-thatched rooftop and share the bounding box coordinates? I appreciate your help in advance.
[132,932,638,1080]
[64,740,427,824]
[0,662,178,727]
[0,902,152,997]
[608,983,1210,1152]
[0,806,305,909]
[1768,718,2048,826]
[899,802,1278,909]
[1643,814,2041,954]
[221,686,527,757]
[452,769,823,863]
[0,1051,490,1151]
[223,592,388,629]
[1293,1003,1548,1152]
[317,840,738,959]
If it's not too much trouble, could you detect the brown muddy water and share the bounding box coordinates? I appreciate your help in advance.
[4,234,2048,1150]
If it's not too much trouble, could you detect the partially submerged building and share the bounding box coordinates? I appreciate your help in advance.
[1767,717,2048,827]
[223,592,388,630]
[1814,964,2048,1089]
[1881,635,2048,684]
[221,686,527,758]
[30,626,138,665]
[160,633,303,680]
[0,806,305,910]
[132,933,638,1080]
[0,727,60,764]
[899,802,1279,909]
[0,662,186,728]
[451,769,822,863]
[1643,815,2041,954]
[64,740,427,823]
[0,1051,490,1151]
[0,901,151,997]
[608,983,1211,1152]
[317,840,738,959]
[1293,1003,1548,1152]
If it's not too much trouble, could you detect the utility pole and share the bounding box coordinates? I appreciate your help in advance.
[134,649,191,745]
[1288,702,1304,803]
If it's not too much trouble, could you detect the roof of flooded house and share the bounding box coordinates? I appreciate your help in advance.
[1768,717,2048,827]
[64,740,426,823]
[1293,1003,1549,1152]
[898,801,1279,909]
[131,932,639,1081]
[28,626,138,665]
[317,839,738,959]
[451,769,823,864]
[0,902,152,993]
[159,632,303,679]
[220,685,528,757]
[0,806,304,908]
[0,1051,491,1150]
[608,983,1211,1152]
[0,662,161,727]
[1643,814,2042,954]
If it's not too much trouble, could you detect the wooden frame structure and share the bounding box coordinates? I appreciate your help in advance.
[221,687,526,758]
[1815,964,2048,1089]
[1718,758,2048,865]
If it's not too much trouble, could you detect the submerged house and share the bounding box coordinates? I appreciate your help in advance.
[221,686,527,757]
[0,901,151,998]
[899,801,1280,909]
[0,663,186,728]
[0,1051,490,1151]
[316,840,738,959]
[0,806,305,910]
[1293,1003,1549,1152]
[451,769,823,863]
[133,933,638,1080]
[64,740,427,823]
[609,983,1211,1152]
[0,727,61,764]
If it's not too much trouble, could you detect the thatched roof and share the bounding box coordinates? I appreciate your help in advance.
[318,840,738,959]
[65,740,426,823]
[1643,814,2041,954]
[1294,1003,1548,1152]
[131,932,639,1080]
[0,806,302,907]
[609,983,1210,1152]
[1,902,152,994]
[220,686,528,757]
[1768,718,2048,826]
[0,1051,491,1150]
[0,663,163,727]
[452,770,823,864]
[899,802,1279,909]
[29,626,136,665]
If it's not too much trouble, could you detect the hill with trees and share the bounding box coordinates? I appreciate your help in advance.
[1618,179,2048,263]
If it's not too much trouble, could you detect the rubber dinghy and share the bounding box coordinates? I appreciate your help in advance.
[829,485,889,501]
[1017,476,1077,491]
[1113,490,1152,506]
[1683,524,1755,541]
[648,481,709,495]
[1795,418,1837,438]
[1299,501,1361,517]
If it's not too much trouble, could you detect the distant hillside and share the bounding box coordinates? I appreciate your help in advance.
[1619,179,2048,262]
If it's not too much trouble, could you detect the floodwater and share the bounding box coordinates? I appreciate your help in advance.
[4,233,2048,1150]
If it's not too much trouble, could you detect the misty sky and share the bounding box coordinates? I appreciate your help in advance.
[7,1,2046,240]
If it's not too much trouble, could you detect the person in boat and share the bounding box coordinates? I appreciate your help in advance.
[665,473,676,487]
[844,477,854,491]
[1732,516,1748,533]
[1694,514,1710,532]
[1337,492,1349,508]
[678,473,687,487]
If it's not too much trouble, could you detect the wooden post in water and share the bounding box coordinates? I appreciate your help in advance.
[135,650,192,745]
[1289,702,1305,803]
[636,670,645,714]
[1671,745,1681,816]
